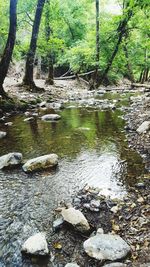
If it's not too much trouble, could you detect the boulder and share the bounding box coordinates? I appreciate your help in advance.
[83,234,130,261]
[65,264,80,267]
[21,232,49,255]
[22,154,58,172]
[104,263,127,267]
[61,207,90,232]
[0,131,7,139]
[0,152,22,169]
[137,121,150,134]
[41,114,61,121]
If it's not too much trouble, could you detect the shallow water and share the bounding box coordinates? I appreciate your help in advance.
[0,94,146,266]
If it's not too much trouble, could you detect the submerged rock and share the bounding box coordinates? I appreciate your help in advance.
[61,207,90,232]
[21,232,49,256]
[83,234,130,261]
[65,264,80,267]
[0,152,22,169]
[136,121,150,134]
[22,154,58,172]
[41,114,61,121]
[0,131,7,139]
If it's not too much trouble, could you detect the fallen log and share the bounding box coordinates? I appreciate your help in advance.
[54,70,98,80]
[132,83,150,89]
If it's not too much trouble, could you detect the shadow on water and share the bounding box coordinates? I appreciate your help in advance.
[0,102,146,266]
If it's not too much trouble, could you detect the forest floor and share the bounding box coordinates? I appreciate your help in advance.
[1,76,150,266]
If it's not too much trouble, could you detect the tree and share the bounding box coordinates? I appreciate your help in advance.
[0,0,18,98]
[97,0,135,86]
[45,0,54,85]
[96,0,100,70]
[23,0,46,91]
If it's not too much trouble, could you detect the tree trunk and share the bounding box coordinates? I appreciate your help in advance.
[97,2,133,87]
[96,0,100,66]
[35,55,42,79]
[45,0,54,85]
[90,0,100,89]
[0,0,18,98]
[124,36,135,82]
[46,56,54,85]
[23,0,45,90]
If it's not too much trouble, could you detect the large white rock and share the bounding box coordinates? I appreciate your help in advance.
[83,234,130,261]
[0,131,7,139]
[62,207,90,232]
[65,264,80,267]
[0,152,22,169]
[104,263,127,267]
[137,121,150,134]
[41,114,61,121]
[22,232,49,255]
[22,154,58,172]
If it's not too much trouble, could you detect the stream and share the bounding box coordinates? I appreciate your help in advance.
[0,91,146,266]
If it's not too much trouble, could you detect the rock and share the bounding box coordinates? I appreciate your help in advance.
[83,234,130,261]
[65,264,80,267]
[111,206,119,214]
[97,228,104,234]
[41,114,61,121]
[0,152,22,169]
[0,131,7,139]
[103,263,127,267]
[22,154,58,172]
[53,217,64,231]
[135,182,145,189]
[21,232,49,256]
[61,207,90,232]
[90,199,100,209]
[5,122,13,126]
[24,117,34,122]
[39,101,46,108]
[136,121,150,134]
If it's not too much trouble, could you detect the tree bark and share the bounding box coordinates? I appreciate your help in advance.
[23,0,45,90]
[0,0,18,98]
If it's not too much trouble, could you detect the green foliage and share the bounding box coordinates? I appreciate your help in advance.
[0,0,149,83]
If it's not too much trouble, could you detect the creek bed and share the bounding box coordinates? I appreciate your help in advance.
[0,92,147,266]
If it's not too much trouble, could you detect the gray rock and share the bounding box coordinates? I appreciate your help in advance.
[65,264,80,267]
[90,199,100,208]
[62,207,90,232]
[103,263,127,267]
[41,114,61,121]
[0,152,22,169]
[53,217,64,231]
[83,234,130,261]
[0,131,7,139]
[21,232,49,255]
[137,121,150,134]
[22,154,58,172]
